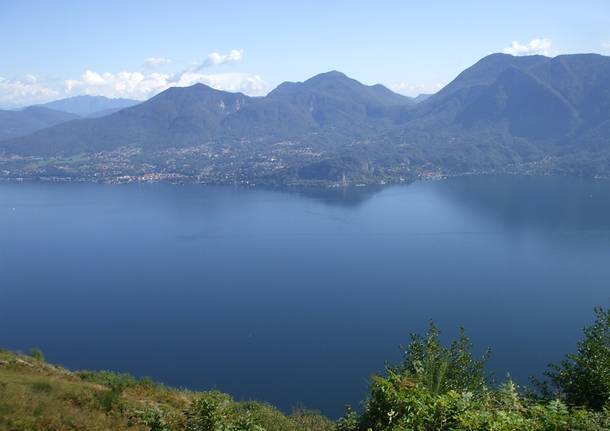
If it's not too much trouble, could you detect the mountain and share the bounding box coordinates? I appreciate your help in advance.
[37,95,140,117]
[413,93,432,103]
[268,71,413,125]
[0,106,80,140]
[414,53,610,133]
[1,72,413,156]
[268,71,412,108]
[394,53,610,173]
[3,84,251,155]
[0,96,139,143]
[223,71,414,140]
[2,54,610,184]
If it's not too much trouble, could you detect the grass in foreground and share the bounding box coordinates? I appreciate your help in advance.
[0,349,332,431]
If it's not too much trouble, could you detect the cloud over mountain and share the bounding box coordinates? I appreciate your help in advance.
[388,81,443,97]
[64,70,168,100]
[63,69,267,100]
[503,38,552,56]
[0,49,266,107]
[175,72,267,95]
[0,74,59,108]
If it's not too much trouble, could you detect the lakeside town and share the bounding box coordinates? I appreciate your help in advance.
[2,141,604,187]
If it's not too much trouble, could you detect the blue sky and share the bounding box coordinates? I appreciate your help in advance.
[1,0,609,107]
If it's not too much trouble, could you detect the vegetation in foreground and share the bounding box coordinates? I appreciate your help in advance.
[338,307,610,430]
[0,350,333,431]
[1,307,608,431]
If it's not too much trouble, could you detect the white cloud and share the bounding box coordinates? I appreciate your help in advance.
[23,74,38,84]
[1,49,263,107]
[200,49,243,69]
[602,41,610,53]
[65,70,169,99]
[503,38,552,56]
[64,69,268,100]
[143,57,172,69]
[0,74,59,107]
[388,82,443,97]
[176,72,267,95]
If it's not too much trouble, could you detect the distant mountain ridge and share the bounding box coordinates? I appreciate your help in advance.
[2,72,414,155]
[412,94,431,103]
[0,106,80,141]
[37,95,140,117]
[1,53,610,184]
[0,96,141,141]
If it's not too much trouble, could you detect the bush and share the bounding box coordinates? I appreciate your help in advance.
[343,322,610,431]
[185,392,230,430]
[77,370,138,389]
[287,409,334,431]
[131,405,171,431]
[544,306,610,410]
[393,322,490,395]
[231,402,333,431]
[29,347,45,362]
[78,371,136,412]
[138,376,161,390]
[185,391,265,431]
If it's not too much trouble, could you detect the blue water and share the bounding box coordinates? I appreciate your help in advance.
[1,176,609,417]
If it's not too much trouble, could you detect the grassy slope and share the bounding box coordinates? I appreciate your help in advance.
[0,349,333,431]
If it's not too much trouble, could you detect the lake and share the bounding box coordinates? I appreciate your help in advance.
[1,175,609,417]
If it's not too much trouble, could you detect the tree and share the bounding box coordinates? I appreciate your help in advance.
[545,306,610,410]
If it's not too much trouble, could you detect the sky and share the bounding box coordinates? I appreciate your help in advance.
[1,0,609,108]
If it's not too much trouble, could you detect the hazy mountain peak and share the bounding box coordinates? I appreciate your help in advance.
[38,95,139,117]
[269,70,354,95]
[0,105,80,141]
[269,71,411,106]
[307,70,350,80]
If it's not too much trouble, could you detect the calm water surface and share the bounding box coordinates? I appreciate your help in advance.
[1,176,609,417]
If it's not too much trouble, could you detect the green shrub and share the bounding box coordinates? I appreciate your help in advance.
[230,402,332,431]
[544,306,610,410]
[131,405,171,431]
[138,376,161,390]
[29,347,45,362]
[95,385,126,412]
[78,370,138,389]
[287,409,334,431]
[393,322,490,395]
[80,371,135,412]
[185,391,230,430]
[336,406,359,431]
[344,321,610,431]
[231,412,266,431]
[185,391,267,431]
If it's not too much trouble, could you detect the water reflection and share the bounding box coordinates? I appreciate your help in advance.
[433,175,610,232]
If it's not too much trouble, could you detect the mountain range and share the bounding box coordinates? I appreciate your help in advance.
[0,106,80,141]
[0,96,141,141]
[1,53,609,184]
[36,95,140,117]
